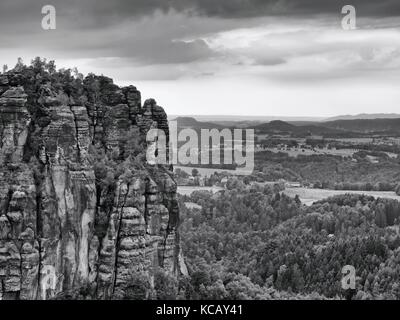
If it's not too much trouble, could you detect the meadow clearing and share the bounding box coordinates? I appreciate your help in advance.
[283,187,400,206]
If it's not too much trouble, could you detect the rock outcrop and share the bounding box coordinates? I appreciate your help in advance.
[0,63,183,300]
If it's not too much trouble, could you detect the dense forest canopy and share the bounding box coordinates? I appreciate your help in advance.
[179,182,400,300]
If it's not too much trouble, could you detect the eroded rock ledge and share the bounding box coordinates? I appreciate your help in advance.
[0,62,184,300]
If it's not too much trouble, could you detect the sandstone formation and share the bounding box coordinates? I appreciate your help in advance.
[0,62,184,300]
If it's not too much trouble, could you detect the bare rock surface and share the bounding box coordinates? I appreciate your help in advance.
[0,64,183,300]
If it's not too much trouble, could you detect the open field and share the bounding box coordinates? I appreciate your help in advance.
[177,185,224,196]
[331,138,374,143]
[257,147,398,159]
[283,187,400,206]
[260,147,358,157]
[175,165,252,176]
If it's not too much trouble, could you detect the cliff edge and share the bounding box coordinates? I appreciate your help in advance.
[0,58,185,300]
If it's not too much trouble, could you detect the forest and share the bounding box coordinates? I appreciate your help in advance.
[254,151,400,193]
[178,182,400,300]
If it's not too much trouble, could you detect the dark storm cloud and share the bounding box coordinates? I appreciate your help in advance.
[0,0,399,79]
[97,37,218,65]
[0,1,223,65]
[113,0,400,18]
[61,0,399,18]
[183,0,400,18]
[1,0,399,26]
[74,0,400,18]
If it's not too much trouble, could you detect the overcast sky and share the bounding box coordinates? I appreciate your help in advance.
[0,0,399,117]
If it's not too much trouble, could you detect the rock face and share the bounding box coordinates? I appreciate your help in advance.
[0,68,183,300]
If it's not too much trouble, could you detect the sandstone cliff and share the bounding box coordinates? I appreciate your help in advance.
[0,60,184,300]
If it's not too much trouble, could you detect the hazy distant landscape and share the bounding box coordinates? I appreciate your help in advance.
[176,112,400,209]
[176,112,400,300]
[171,113,400,123]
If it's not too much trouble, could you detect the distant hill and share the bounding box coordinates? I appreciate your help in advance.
[169,115,325,123]
[255,120,295,132]
[322,118,400,134]
[171,116,225,130]
[254,120,347,137]
[170,114,400,123]
[324,113,400,121]
[171,115,400,137]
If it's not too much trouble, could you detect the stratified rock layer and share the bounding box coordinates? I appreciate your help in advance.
[0,70,183,300]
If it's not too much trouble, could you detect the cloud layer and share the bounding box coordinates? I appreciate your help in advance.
[0,1,399,116]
